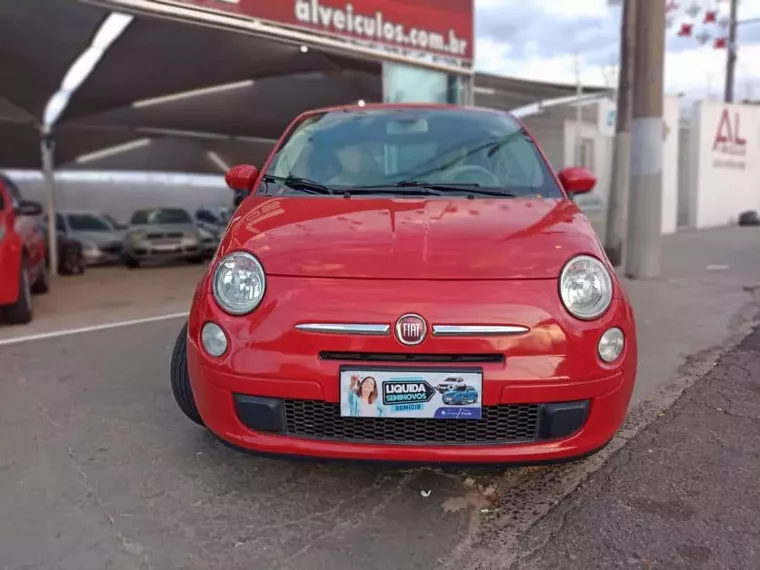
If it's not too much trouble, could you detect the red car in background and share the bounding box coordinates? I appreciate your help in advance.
[170,104,637,465]
[0,174,48,324]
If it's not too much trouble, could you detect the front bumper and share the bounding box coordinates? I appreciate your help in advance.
[83,247,122,265]
[125,240,201,261]
[188,360,631,464]
[184,274,637,464]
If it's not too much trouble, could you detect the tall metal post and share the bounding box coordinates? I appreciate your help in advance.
[724,0,739,103]
[604,0,636,267]
[41,132,58,277]
[624,0,666,279]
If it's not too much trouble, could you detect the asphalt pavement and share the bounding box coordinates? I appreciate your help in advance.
[1,226,760,570]
[501,324,760,570]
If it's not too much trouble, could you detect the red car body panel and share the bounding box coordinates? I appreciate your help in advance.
[184,104,638,463]
[0,180,46,306]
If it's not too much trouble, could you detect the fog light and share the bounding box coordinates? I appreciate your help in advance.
[598,327,624,363]
[201,322,228,357]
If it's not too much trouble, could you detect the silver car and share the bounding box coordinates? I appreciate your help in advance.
[123,207,206,268]
[48,210,126,265]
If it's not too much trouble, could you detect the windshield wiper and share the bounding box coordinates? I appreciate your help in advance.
[391,181,517,198]
[262,174,334,195]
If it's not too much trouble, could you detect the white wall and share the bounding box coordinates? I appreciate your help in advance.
[689,100,760,228]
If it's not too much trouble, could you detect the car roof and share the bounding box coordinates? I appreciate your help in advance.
[299,102,518,121]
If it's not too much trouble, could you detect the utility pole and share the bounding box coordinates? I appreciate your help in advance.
[604,0,636,267]
[625,0,666,279]
[724,0,739,103]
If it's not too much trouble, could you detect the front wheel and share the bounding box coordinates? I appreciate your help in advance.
[170,322,205,426]
[124,256,140,269]
[31,260,50,294]
[2,262,33,325]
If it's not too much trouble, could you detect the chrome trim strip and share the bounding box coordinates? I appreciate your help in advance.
[295,323,390,335]
[432,325,530,336]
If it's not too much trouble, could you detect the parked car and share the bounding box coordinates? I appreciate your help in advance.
[37,222,86,276]
[442,384,479,405]
[435,376,466,394]
[169,103,637,465]
[103,214,128,230]
[45,209,125,266]
[197,226,219,259]
[123,207,205,268]
[195,206,231,238]
[0,173,48,324]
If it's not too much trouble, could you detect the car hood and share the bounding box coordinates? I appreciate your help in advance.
[225,196,605,280]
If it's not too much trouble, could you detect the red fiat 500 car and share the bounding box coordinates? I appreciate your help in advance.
[170,104,637,464]
[0,174,48,325]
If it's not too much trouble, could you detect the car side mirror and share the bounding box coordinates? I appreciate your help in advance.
[558,166,596,196]
[225,164,259,192]
[15,199,43,217]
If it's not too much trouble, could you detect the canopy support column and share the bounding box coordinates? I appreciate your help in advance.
[41,131,58,278]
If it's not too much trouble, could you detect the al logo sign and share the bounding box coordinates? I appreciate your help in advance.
[713,108,747,157]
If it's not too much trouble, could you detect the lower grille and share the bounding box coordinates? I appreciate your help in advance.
[282,399,540,445]
[101,243,123,254]
[320,351,504,364]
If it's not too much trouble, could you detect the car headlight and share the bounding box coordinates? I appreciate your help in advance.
[212,251,266,315]
[559,255,613,320]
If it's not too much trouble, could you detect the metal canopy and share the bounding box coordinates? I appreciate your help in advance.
[72,69,382,140]
[0,0,107,119]
[473,72,610,112]
[0,122,271,174]
[59,8,379,123]
[0,0,610,173]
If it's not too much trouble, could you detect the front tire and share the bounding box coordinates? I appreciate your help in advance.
[2,262,33,325]
[124,256,140,269]
[31,261,50,294]
[170,322,205,426]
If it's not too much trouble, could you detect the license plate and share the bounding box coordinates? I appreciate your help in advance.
[339,367,483,420]
[154,242,179,251]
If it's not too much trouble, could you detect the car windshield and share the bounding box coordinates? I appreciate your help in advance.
[130,208,192,225]
[261,107,563,198]
[102,214,124,228]
[67,213,113,232]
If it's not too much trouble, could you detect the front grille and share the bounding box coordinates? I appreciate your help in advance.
[166,232,184,239]
[319,351,504,364]
[101,243,123,254]
[146,232,164,239]
[282,399,539,445]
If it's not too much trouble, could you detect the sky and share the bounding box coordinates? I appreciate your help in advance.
[474,0,760,101]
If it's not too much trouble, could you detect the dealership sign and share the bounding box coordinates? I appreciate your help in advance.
[712,107,747,170]
[159,0,474,64]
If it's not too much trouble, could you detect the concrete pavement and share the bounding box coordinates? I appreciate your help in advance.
[0,264,205,343]
[1,225,760,569]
